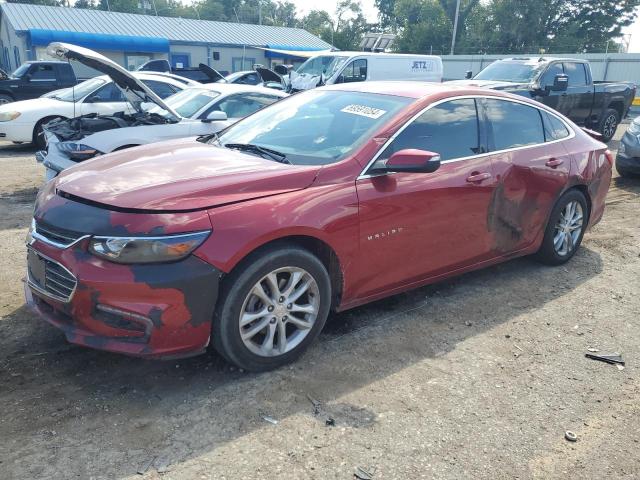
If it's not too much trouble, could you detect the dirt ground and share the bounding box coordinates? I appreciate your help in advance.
[0,124,638,480]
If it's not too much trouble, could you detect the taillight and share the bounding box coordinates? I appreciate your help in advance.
[604,150,614,166]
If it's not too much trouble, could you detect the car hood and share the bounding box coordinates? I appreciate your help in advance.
[447,79,530,90]
[256,67,283,84]
[46,42,180,120]
[198,63,225,82]
[54,138,321,211]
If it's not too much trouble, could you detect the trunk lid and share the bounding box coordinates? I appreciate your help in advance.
[54,138,320,211]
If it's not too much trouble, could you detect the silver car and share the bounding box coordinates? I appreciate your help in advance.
[616,115,640,177]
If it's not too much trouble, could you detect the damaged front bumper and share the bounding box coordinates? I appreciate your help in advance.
[25,189,222,359]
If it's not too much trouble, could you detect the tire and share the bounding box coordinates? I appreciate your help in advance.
[598,108,619,142]
[535,189,588,265]
[615,162,636,178]
[212,245,331,372]
[0,94,13,105]
[32,117,63,150]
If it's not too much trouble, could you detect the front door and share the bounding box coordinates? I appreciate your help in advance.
[355,98,497,299]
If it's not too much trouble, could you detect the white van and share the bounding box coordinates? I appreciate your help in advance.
[289,52,443,91]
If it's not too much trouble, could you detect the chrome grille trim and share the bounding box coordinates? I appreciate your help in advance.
[30,219,89,249]
[27,248,77,303]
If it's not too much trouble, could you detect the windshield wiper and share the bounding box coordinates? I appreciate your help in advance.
[224,143,290,164]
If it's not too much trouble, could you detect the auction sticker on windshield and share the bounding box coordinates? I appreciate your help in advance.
[341,104,387,119]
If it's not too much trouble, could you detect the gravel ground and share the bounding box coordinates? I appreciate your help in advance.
[0,125,638,480]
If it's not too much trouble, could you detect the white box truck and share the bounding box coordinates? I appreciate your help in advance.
[288,52,443,92]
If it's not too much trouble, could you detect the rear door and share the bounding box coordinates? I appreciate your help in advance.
[562,62,593,125]
[20,64,58,99]
[355,98,498,298]
[482,98,572,254]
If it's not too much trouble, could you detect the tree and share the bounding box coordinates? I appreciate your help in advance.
[332,0,369,50]
[393,0,451,54]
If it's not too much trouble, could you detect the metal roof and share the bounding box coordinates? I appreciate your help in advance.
[1,3,332,49]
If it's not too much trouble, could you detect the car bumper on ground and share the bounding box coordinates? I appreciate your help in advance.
[25,236,222,359]
[0,121,35,143]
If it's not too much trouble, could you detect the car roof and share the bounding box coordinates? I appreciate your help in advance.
[500,57,587,64]
[323,81,554,109]
[183,82,288,96]
[88,72,191,89]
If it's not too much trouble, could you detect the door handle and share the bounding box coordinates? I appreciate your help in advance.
[545,158,564,168]
[466,172,492,183]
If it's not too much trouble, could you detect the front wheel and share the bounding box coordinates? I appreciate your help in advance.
[212,245,331,371]
[535,190,588,265]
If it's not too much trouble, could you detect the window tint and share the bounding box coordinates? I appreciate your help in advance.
[542,111,571,141]
[484,99,544,150]
[142,80,178,99]
[341,59,367,83]
[235,72,260,85]
[88,82,125,102]
[30,64,55,80]
[563,62,587,86]
[381,99,480,161]
[210,93,279,119]
[540,63,563,86]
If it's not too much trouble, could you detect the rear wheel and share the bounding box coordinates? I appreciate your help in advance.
[212,245,331,371]
[0,94,13,105]
[535,190,588,265]
[598,108,619,142]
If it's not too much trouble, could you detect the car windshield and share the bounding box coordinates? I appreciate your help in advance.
[475,61,545,83]
[54,78,107,102]
[296,56,348,78]
[215,90,412,166]
[148,88,220,118]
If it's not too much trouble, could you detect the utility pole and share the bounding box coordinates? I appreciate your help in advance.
[450,0,461,55]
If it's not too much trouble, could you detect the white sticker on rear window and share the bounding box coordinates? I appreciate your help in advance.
[340,104,387,119]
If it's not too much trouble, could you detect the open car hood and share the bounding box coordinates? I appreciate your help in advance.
[54,138,321,211]
[256,67,283,84]
[46,42,180,119]
[198,63,226,82]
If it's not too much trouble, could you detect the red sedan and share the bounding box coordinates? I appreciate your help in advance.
[26,82,612,371]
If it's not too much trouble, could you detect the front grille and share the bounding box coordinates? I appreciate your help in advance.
[34,221,83,248]
[28,250,77,302]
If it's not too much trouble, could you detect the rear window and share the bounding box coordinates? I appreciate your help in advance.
[542,111,571,141]
[484,99,545,150]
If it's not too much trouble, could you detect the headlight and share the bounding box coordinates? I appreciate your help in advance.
[0,111,20,122]
[89,231,211,264]
[58,142,102,161]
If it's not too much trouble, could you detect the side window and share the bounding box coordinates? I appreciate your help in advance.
[341,59,367,83]
[236,73,260,85]
[562,62,587,86]
[381,98,480,161]
[87,82,125,102]
[540,63,563,86]
[209,93,279,119]
[484,99,545,150]
[30,65,55,80]
[542,111,571,141]
[142,80,178,99]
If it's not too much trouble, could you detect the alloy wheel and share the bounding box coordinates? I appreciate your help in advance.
[553,200,583,256]
[239,267,320,357]
[603,114,617,139]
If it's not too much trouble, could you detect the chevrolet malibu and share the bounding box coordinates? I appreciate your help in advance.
[26,82,612,371]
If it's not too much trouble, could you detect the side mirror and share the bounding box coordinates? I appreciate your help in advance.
[384,149,441,173]
[549,73,568,92]
[465,70,473,79]
[202,110,227,123]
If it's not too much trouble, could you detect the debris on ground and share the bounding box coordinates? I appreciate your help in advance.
[325,417,336,427]
[354,466,375,479]
[585,352,625,366]
[565,431,578,442]
[137,457,155,475]
[307,394,321,415]
[262,415,278,425]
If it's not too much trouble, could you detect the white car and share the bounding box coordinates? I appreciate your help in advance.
[0,70,193,149]
[38,43,287,180]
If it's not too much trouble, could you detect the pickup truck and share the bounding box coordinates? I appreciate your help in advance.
[0,60,81,105]
[449,57,636,141]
